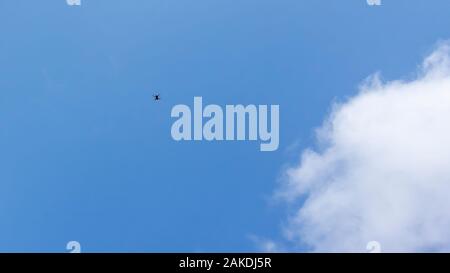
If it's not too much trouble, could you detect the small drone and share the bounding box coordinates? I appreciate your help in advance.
[153,93,161,101]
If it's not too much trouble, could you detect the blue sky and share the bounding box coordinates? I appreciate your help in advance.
[2,0,450,252]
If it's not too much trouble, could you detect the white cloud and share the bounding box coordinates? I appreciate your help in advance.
[279,41,450,252]
[249,235,283,253]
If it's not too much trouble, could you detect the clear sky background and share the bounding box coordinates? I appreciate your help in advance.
[1,0,450,252]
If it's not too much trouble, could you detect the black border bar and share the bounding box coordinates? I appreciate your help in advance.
[0,253,446,272]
